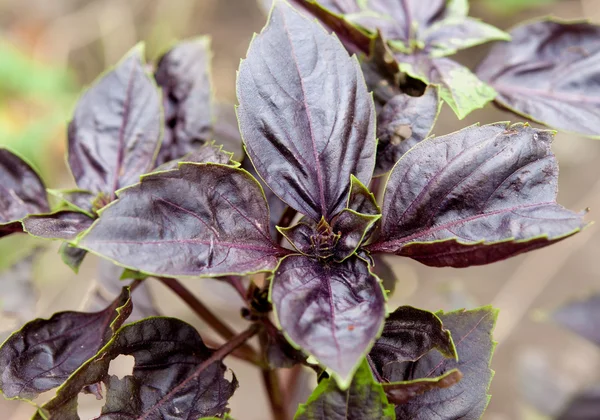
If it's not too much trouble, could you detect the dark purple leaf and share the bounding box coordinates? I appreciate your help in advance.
[265,329,307,369]
[237,1,376,221]
[78,163,285,277]
[59,243,87,273]
[382,369,463,405]
[557,384,600,420]
[347,175,379,216]
[0,149,49,237]
[395,53,496,119]
[23,210,94,240]
[477,20,600,138]
[47,189,97,216]
[369,306,457,374]
[553,293,600,347]
[155,37,213,165]
[68,44,162,196]
[213,103,244,161]
[375,87,440,176]
[385,307,497,419]
[372,255,397,295]
[330,209,380,261]
[153,142,237,172]
[368,123,587,267]
[33,317,237,420]
[0,287,132,400]
[85,259,159,322]
[295,359,395,419]
[271,255,385,385]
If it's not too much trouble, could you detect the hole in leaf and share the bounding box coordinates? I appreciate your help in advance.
[108,354,135,379]
[77,382,106,419]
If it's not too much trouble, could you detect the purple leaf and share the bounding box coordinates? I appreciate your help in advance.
[237,1,376,221]
[375,86,440,176]
[0,287,132,400]
[23,210,94,240]
[68,44,162,196]
[214,103,244,161]
[271,255,385,385]
[477,19,600,137]
[553,293,600,347]
[369,306,457,374]
[59,243,87,273]
[33,318,237,420]
[155,37,213,165]
[295,359,395,420]
[347,175,379,216]
[78,163,285,277]
[557,384,600,420]
[385,307,497,419]
[153,142,237,172]
[0,149,49,237]
[368,123,587,267]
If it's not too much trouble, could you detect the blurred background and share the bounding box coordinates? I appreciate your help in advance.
[0,0,599,419]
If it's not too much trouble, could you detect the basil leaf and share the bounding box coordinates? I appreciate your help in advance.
[553,293,600,347]
[271,254,385,386]
[23,210,94,240]
[237,1,376,220]
[369,123,587,267]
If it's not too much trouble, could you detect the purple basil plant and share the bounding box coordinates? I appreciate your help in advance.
[0,1,597,419]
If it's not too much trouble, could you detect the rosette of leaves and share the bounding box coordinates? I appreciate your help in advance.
[74,0,587,390]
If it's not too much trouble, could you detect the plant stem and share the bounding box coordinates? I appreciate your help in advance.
[259,329,289,420]
[128,278,144,292]
[156,276,261,366]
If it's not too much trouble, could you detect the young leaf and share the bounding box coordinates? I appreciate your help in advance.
[34,317,238,420]
[23,210,94,240]
[477,20,600,138]
[396,53,496,119]
[375,87,440,176]
[369,306,457,372]
[47,189,96,217]
[347,175,379,216]
[553,293,600,347]
[270,254,386,386]
[78,163,285,277]
[383,307,498,419]
[0,148,49,237]
[330,209,380,261]
[0,287,132,400]
[294,359,395,420]
[153,142,237,172]
[68,44,162,196]
[368,123,587,267]
[59,243,87,273]
[237,1,376,221]
[155,37,214,165]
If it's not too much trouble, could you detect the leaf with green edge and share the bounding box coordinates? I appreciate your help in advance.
[381,307,498,420]
[78,163,286,278]
[369,306,457,374]
[59,243,87,273]
[153,142,238,172]
[476,19,600,138]
[237,1,376,221]
[23,210,94,240]
[368,122,588,268]
[347,175,379,216]
[331,209,380,261]
[294,359,395,420]
[154,37,214,165]
[382,369,463,405]
[396,53,497,119]
[372,255,397,296]
[553,293,600,347]
[214,103,244,162]
[270,254,386,387]
[0,286,132,401]
[67,44,162,196]
[0,148,49,237]
[46,189,96,217]
[33,317,238,420]
[374,86,440,176]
